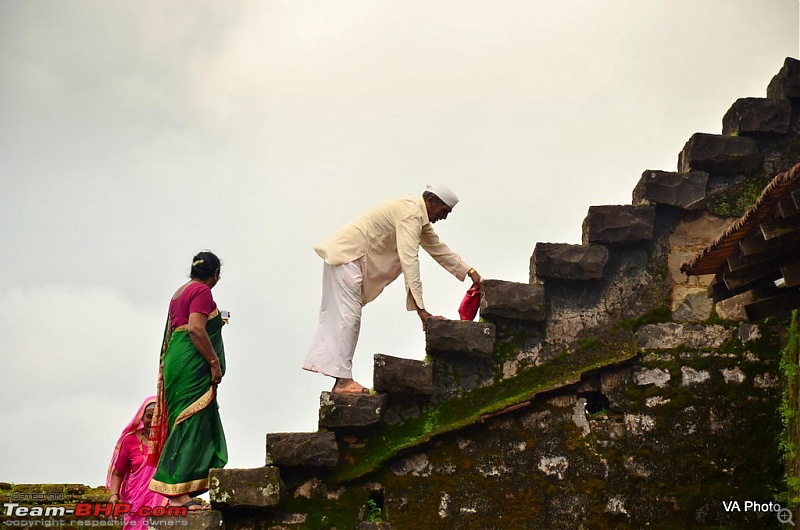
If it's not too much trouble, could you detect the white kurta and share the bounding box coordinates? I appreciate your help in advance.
[304,195,471,379]
[313,195,471,311]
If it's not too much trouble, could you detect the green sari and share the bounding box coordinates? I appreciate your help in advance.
[148,309,227,496]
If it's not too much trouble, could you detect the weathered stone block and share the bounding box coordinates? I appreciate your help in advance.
[209,467,284,508]
[374,354,434,395]
[680,366,711,386]
[633,367,671,388]
[531,242,608,281]
[425,319,496,359]
[678,133,761,175]
[767,57,800,99]
[265,431,338,467]
[671,286,713,322]
[632,170,708,209]
[581,205,654,246]
[318,392,388,428]
[635,323,730,350]
[715,291,754,321]
[722,97,791,136]
[479,279,546,321]
[738,322,761,343]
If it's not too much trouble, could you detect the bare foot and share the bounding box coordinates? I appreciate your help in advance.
[332,378,370,394]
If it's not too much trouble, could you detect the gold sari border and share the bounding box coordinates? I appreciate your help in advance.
[148,477,209,496]
[174,386,215,426]
[171,309,220,334]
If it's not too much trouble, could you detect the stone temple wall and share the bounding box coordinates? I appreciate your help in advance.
[7,58,800,530]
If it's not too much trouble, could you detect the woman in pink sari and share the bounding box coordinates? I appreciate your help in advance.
[107,396,167,527]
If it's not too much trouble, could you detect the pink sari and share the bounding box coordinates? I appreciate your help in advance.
[107,397,168,527]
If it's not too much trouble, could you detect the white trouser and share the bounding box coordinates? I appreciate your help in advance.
[302,258,364,379]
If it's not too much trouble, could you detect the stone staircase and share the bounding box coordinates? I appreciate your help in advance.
[195,57,800,529]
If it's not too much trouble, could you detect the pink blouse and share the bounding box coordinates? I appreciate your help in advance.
[113,433,146,476]
[169,282,216,329]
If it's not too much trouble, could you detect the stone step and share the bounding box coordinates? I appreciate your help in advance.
[582,205,655,246]
[373,353,434,395]
[265,431,339,467]
[425,319,496,359]
[479,280,545,323]
[531,242,609,281]
[767,56,800,99]
[678,132,761,175]
[722,97,791,136]
[632,170,708,210]
[209,467,284,508]
[318,391,388,428]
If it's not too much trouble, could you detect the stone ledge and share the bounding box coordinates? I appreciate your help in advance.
[319,392,388,428]
[767,57,800,99]
[632,170,708,210]
[582,205,655,246]
[722,97,791,136]
[480,279,546,322]
[531,243,608,281]
[425,319,496,360]
[678,132,761,175]
[266,431,339,468]
[374,354,434,395]
[209,467,284,508]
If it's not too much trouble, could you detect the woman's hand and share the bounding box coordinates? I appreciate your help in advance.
[188,312,223,385]
[211,362,223,385]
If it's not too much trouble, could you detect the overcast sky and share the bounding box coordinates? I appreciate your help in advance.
[1,1,797,486]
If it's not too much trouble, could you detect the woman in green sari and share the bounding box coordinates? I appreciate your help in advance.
[148,251,227,510]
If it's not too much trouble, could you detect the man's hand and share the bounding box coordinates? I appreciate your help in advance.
[417,308,446,331]
[468,267,483,285]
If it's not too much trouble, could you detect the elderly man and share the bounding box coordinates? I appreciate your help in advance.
[302,184,482,393]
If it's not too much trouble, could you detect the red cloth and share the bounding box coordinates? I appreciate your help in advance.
[458,284,481,321]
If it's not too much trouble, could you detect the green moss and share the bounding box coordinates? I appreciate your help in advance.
[331,342,639,483]
[280,487,371,529]
[364,499,383,522]
[707,176,769,218]
[624,305,673,330]
[779,310,800,510]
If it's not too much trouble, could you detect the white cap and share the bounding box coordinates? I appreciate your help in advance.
[425,184,459,208]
